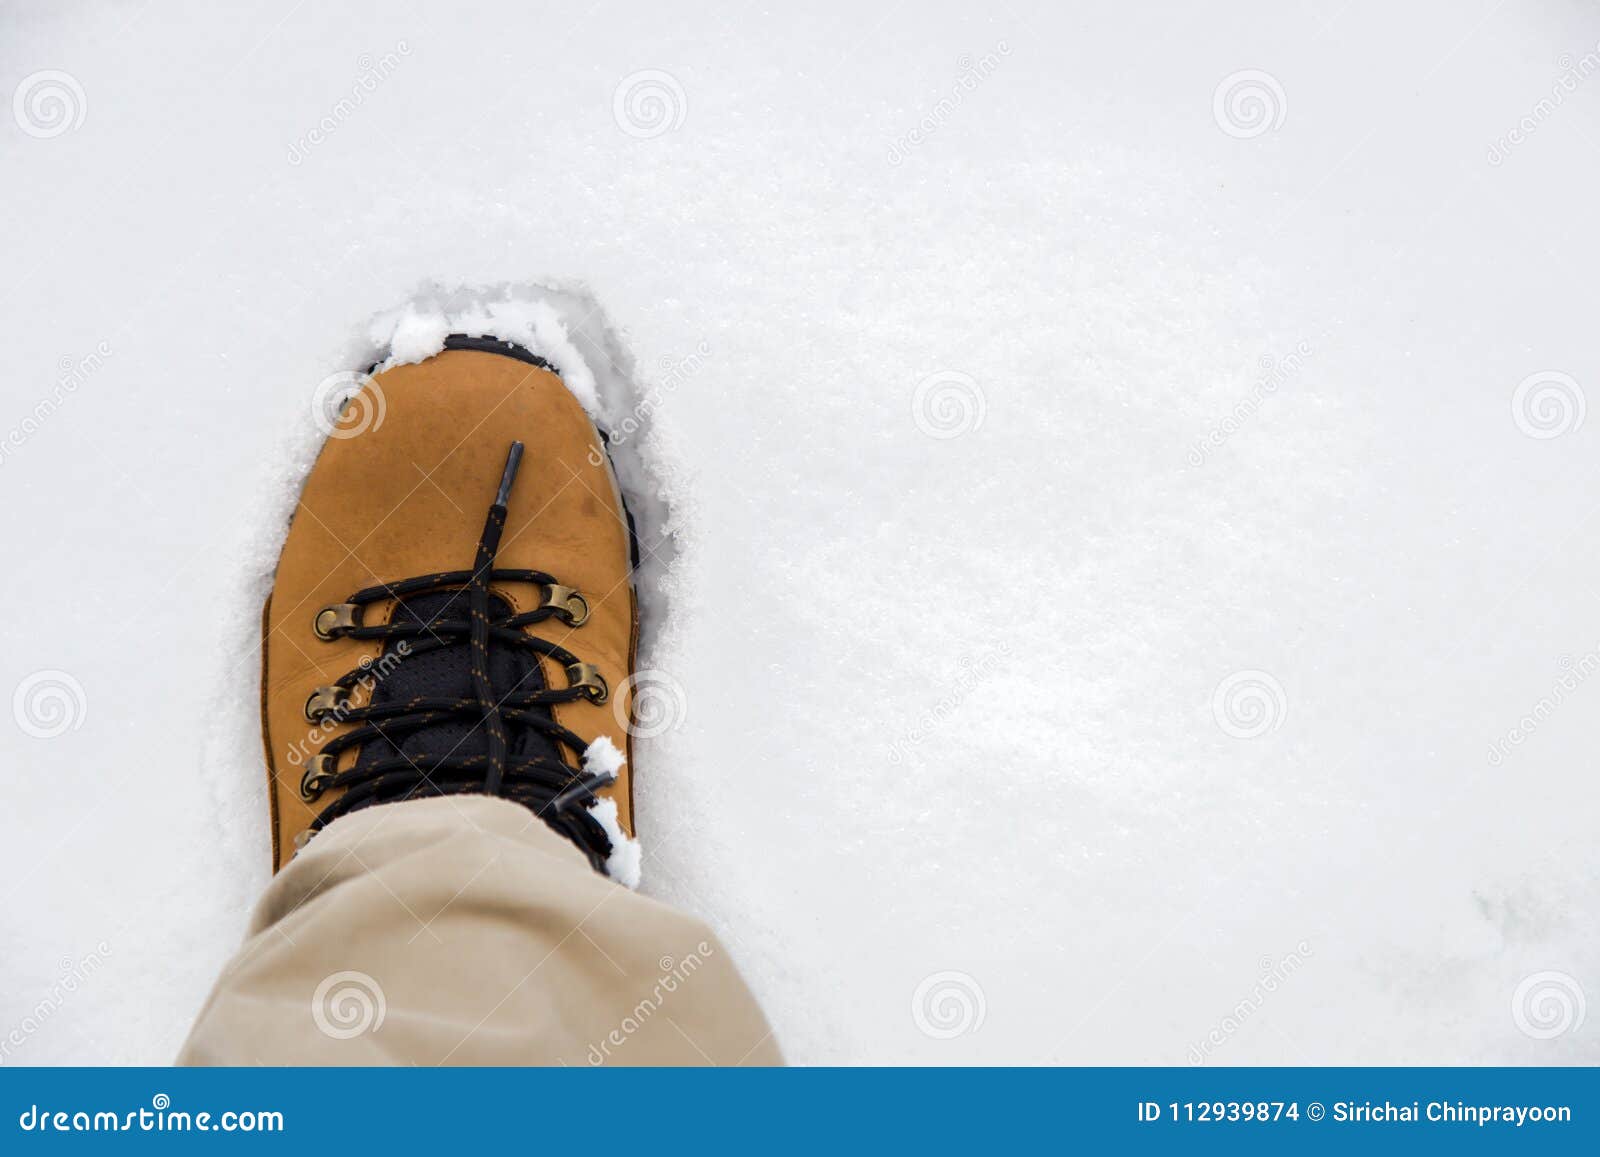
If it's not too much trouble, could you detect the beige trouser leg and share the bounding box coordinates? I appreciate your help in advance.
[178,796,781,1066]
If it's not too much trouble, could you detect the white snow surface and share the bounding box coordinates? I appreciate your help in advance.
[3,1,1600,1065]
[370,286,604,416]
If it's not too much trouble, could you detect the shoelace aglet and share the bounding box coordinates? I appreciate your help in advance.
[493,441,525,508]
[549,771,617,814]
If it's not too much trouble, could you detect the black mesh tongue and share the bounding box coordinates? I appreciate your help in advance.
[352,588,564,773]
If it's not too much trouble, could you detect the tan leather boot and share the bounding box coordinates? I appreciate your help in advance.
[262,338,638,880]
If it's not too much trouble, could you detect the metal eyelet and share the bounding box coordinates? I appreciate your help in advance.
[303,685,351,722]
[541,584,590,626]
[565,662,609,703]
[298,753,336,801]
[313,603,363,640]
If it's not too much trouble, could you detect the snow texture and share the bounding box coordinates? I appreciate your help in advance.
[583,736,641,889]
[3,0,1599,1066]
[591,799,642,893]
[583,736,627,781]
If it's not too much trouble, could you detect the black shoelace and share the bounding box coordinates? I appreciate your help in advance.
[296,441,617,873]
